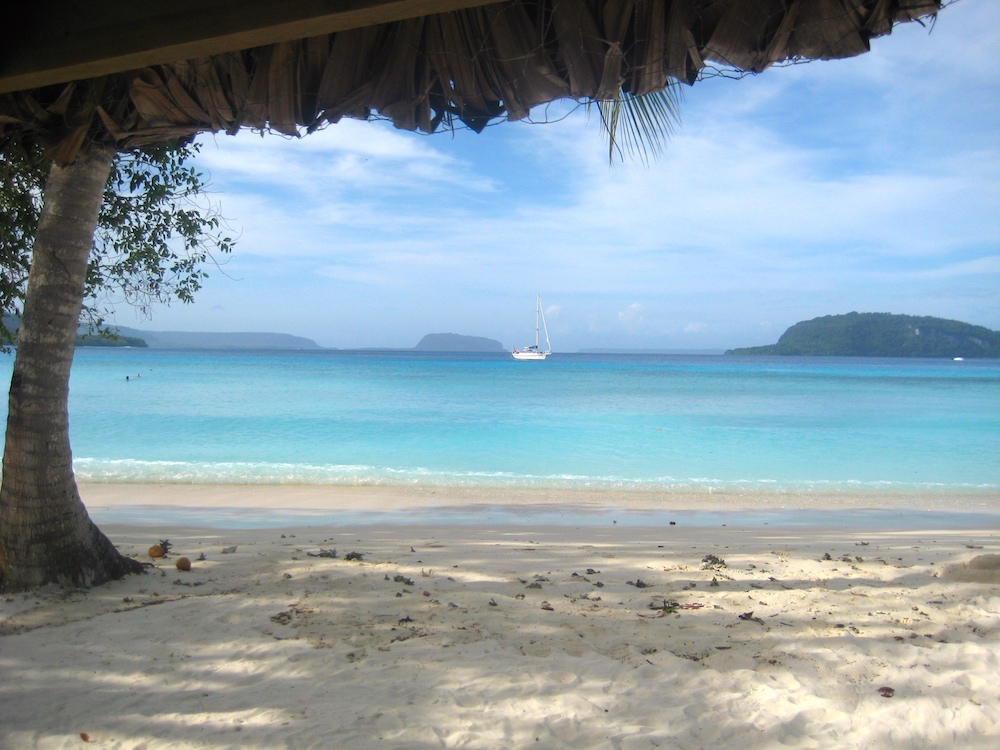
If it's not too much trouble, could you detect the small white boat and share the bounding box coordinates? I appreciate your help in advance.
[954,357,964,361]
[512,295,551,361]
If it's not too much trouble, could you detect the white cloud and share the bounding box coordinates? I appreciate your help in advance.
[196,121,496,197]
[618,303,644,324]
[314,264,395,286]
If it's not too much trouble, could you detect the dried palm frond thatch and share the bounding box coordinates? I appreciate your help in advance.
[0,0,940,164]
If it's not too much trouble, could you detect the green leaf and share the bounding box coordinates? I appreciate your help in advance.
[0,138,235,345]
[593,84,683,165]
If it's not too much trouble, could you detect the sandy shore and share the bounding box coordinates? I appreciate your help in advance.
[1,486,999,748]
[76,481,1000,514]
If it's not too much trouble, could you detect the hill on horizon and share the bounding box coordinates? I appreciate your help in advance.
[727,313,1000,358]
[414,333,505,352]
[113,327,323,350]
[4,316,324,350]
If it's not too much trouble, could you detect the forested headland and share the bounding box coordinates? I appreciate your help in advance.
[727,313,1000,358]
[75,334,147,348]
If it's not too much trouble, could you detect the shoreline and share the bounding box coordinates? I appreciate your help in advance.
[79,482,1000,531]
[79,481,1000,515]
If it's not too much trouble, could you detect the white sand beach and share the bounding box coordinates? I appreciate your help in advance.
[2,485,999,749]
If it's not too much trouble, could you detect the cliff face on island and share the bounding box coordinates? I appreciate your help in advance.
[414,333,505,352]
[727,313,1000,358]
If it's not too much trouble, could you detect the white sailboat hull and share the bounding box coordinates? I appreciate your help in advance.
[512,295,552,361]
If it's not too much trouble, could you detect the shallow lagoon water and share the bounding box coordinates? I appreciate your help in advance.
[2,348,997,496]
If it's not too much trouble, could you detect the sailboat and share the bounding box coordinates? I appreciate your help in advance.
[512,295,552,360]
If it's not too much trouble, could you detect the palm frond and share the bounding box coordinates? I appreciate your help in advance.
[595,84,683,165]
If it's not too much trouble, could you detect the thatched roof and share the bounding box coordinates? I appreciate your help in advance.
[1,0,939,164]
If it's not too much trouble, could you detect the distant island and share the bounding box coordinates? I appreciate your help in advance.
[75,334,148,348]
[0,314,325,350]
[414,333,505,352]
[727,313,1000,358]
[6,316,152,349]
[110,328,322,349]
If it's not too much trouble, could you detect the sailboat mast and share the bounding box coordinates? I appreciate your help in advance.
[535,294,541,348]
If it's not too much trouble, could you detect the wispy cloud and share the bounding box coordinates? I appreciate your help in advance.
[618,303,645,324]
[197,120,496,197]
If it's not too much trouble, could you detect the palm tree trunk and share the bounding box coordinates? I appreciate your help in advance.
[0,141,143,592]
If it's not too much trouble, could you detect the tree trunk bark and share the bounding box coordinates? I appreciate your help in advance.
[0,141,143,592]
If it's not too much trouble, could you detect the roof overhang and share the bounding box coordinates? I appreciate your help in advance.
[0,0,498,95]
[1,0,942,165]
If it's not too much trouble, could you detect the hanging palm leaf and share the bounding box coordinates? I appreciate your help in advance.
[595,83,683,165]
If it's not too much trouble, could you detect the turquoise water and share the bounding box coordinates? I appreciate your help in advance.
[1,349,997,494]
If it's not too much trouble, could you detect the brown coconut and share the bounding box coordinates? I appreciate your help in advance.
[148,544,165,558]
[175,557,192,571]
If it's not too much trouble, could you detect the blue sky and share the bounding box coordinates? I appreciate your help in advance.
[117,0,999,351]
